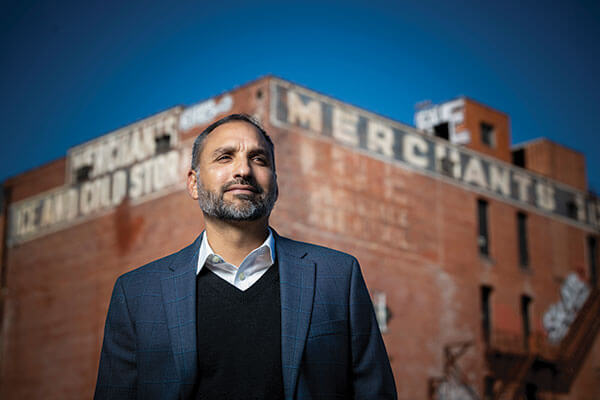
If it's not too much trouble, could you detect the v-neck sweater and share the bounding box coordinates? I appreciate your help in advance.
[194,262,284,400]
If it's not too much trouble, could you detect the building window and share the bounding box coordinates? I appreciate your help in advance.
[477,199,490,256]
[521,295,532,350]
[75,165,93,183]
[525,383,538,400]
[434,122,449,140]
[155,134,171,154]
[512,148,526,168]
[517,212,529,268]
[484,376,495,400]
[589,236,598,286]
[481,285,493,344]
[566,201,578,219]
[480,122,495,147]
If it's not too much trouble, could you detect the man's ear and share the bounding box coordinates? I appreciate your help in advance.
[187,169,199,200]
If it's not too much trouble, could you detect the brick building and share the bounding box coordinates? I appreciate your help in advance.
[0,76,598,399]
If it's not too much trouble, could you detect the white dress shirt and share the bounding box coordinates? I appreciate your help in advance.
[196,229,275,291]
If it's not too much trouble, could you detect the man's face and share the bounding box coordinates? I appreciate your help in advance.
[187,121,278,221]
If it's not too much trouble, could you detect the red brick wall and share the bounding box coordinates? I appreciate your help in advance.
[0,77,597,399]
[463,99,512,163]
[522,139,587,192]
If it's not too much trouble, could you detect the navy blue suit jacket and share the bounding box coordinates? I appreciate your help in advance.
[95,231,397,399]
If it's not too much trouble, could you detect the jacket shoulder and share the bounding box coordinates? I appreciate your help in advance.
[116,237,199,286]
[276,234,358,266]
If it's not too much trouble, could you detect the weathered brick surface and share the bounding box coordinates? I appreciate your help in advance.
[463,98,512,163]
[522,139,587,192]
[0,76,598,399]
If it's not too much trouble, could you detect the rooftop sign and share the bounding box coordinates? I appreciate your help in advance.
[270,79,600,232]
[8,107,188,245]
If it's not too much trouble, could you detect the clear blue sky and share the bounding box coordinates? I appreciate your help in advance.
[1,0,599,192]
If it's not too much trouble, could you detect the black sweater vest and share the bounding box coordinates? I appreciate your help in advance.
[194,263,284,400]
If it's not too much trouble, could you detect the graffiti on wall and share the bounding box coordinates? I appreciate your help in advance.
[542,273,590,343]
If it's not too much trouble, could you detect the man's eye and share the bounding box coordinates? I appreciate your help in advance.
[253,156,267,165]
[216,155,231,162]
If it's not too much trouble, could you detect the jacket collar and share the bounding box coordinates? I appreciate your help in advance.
[162,229,316,399]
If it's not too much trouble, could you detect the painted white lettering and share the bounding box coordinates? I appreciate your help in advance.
[142,159,154,195]
[65,189,78,220]
[179,95,233,131]
[103,135,118,174]
[127,152,180,200]
[80,177,112,215]
[164,151,180,185]
[141,124,157,158]
[39,197,54,228]
[161,113,179,139]
[80,181,98,216]
[367,121,395,158]
[15,202,38,237]
[114,133,132,170]
[463,157,488,189]
[588,201,597,227]
[112,170,127,206]
[90,142,104,179]
[39,194,62,227]
[448,148,461,178]
[513,172,532,203]
[98,176,112,209]
[129,128,148,163]
[434,143,447,173]
[574,194,586,222]
[434,144,461,178]
[403,134,429,168]
[535,182,556,211]
[489,164,511,197]
[332,107,359,147]
[287,91,322,132]
[129,163,143,199]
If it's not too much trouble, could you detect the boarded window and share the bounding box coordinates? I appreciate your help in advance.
[481,285,493,343]
[434,122,449,140]
[521,295,532,349]
[512,148,526,168]
[480,122,495,147]
[589,236,598,286]
[155,134,171,154]
[478,199,490,256]
[517,212,529,268]
[76,165,93,183]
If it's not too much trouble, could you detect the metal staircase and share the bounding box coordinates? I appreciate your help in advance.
[486,285,600,399]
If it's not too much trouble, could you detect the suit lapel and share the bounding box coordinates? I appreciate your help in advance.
[160,234,202,390]
[276,233,316,399]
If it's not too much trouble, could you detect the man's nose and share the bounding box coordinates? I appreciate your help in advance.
[232,156,252,178]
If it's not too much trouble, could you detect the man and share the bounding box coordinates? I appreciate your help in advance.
[95,114,397,399]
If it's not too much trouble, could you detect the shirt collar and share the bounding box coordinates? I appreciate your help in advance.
[196,227,275,275]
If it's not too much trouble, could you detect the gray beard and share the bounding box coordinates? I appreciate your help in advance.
[196,178,278,221]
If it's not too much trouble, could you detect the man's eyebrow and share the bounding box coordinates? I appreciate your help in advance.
[210,146,237,157]
[248,148,269,156]
[210,146,270,158]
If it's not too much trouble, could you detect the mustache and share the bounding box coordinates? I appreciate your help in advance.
[221,177,263,194]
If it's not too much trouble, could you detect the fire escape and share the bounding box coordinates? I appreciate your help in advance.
[485,284,600,400]
[428,341,481,400]
[428,278,599,400]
